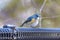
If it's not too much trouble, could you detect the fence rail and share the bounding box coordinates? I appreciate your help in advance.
[0,25,60,40]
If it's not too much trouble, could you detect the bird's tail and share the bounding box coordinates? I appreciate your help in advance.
[20,20,28,27]
[20,23,25,27]
[20,21,27,27]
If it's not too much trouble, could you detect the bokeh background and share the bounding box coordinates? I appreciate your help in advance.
[0,0,60,28]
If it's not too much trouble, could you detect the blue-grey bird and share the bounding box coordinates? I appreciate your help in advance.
[20,13,40,28]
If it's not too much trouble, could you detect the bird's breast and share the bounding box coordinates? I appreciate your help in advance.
[30,18,36,24]
[31,17,39,27]
[31,19,39,27]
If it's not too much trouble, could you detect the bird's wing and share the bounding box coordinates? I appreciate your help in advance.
[20,17,32,27]
[20,15,35,27]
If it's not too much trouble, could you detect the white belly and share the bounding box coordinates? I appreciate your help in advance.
[31,17,39,28]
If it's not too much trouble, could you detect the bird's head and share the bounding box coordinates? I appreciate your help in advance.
[33,13,40,19]
[34,13,40,17]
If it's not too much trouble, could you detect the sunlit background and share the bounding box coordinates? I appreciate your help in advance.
[0,0,60,28]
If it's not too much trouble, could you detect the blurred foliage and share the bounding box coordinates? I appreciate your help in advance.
[34,0,44,5]
[0,0,60,28]
[52,0,60,4]
[4,0,20,18]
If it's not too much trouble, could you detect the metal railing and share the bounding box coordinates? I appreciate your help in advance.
[0,25,60,40]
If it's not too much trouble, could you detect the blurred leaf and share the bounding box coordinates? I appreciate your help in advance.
[3,0,20,18]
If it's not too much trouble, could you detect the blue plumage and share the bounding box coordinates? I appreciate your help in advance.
[20,13,40,28]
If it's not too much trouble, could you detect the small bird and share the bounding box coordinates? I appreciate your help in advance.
[20,13,40,28]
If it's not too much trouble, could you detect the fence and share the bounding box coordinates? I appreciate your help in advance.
[0,25,60,40]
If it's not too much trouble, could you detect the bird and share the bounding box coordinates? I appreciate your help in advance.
[20,13,40,28]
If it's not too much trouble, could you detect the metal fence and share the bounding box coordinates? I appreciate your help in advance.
[0,28,12,40]
[0,25,60,40]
